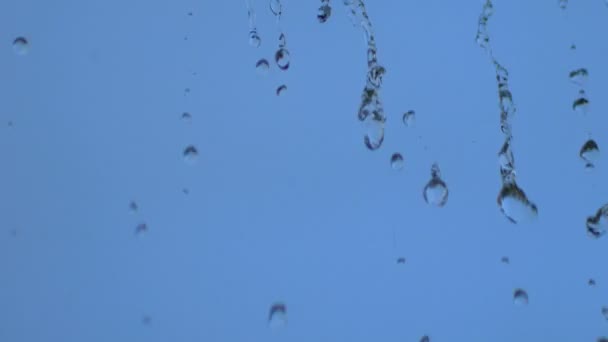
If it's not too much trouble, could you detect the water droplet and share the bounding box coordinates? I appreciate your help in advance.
[135,222,148,234]
[390,153,404,170]
[513,288,529,305]
[249,31,261,48]
[402,110,415,127]
[420,335,430,342]
[572,91,589,113]
[317,4,332,23]
[256,58,270,75]
[589,278,596,286]
[601,306,608,320]
[423,163,448,207]
[181,112,192,123]
[276,84,287,96]
[13,37,29,55]
[268,302,287,328]
[129,201,138,212]
[269,0,282,16]
[501,256,510,264]
[569,68,589,85]
[362,114,385,151]
[183,145,199,163]
[586,204,608,239]
[497,183,538,224]
[580,139,599,167]
[559,0,568,9]
[570,44,577,50]
[598,337,608,342]
[182,188,190,195]
[142,315,152,325]
[278,33,287,48]
[275,48,290,70]
[396,257,406,264]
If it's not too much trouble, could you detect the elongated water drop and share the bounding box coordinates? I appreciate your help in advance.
[396,257,406,264]
[569,68,589,85]
[586,204,608,239]
[513,288,529,305]
[402,110,415,127]
[390,153,404,170]
[268,302,287,328]
[269,0,282,16]
[13,37,29,55]
[423,163,448,207]
[276,84,287,96]
[362,114,385,151]
[497,183,538,224]
[580,139,600,168]
[256,58,270,75]
[183,145,199,164]
[275,48,290,70]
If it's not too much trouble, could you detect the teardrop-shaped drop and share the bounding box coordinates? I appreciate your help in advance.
[423,163,448,207]
[497,182,538,224]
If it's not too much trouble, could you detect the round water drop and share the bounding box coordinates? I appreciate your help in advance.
[256,58,270,75]
[317,4,332,23]
[423,163,448,207]
[276,84,287,96]
[402,110,415,127]
[13,37,29,55]
[269,0,282,16]
[390,153,404,170]
[268,302,287,329]
[183,145,199,164]
[275,48,290,70]
[580,139,599,167]
[586,204,608,239]
[513,288,528,306]
[249,31,261,48]
[602,306,608,320]
[497,183,538,224]
[181,112,192,123]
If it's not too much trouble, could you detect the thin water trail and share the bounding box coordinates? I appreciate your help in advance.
[476,0,538,223]
[245,0,261,47]
[343,0,386,150]
[270,0,290,71]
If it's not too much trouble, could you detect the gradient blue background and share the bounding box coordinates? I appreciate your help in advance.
[1,0,608,341]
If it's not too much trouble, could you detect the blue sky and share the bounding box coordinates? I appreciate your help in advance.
[1,0,608,341]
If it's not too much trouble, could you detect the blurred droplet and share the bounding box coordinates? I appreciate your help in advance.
[390,153,404,170]
[256,59,270,75]
[501,256,510,264]
[275,48,290,70]
[559,0,568,9]
[183,145,199,163]
[580,139,599,167]
[570,44,576,50]
[276,84,287,96]
[589,278,597,287]
[586,204,608,239]
[402,110,415,127]
[129,201,138,212]
[598,337,608,342]
[396,257,406,264]
[423,163,448,207]
[569,68,589,85]
[269,0,282,16]
[317,4,332,23]
[183,188,190,195]
[602,306,608,320]
[142,315,152,325]
[135,223,148,234]
[513,288,528,305]
[181,112,192,123]
[497,183,538,224]
[572,91,589,113]
[13,37,29,55]
[420,335,430,342]
[268,302,287,328]
[249,31,261,48]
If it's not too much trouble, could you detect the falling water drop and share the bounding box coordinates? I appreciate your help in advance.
[135,222,148,235]
[268,302,287,328]
[598,337,608,342]
[181,112,192,123]
[317,2,332,23]
[513,288,529,305]
[601,306,608,320]
[586,204,608,239]
[423,163,448,207]
[589,278,597,287]
[569,68,589,85]
[390,153,404,170]
[497,183,538,224]
[362,114,385,151]
[129,201,138,212]
[396,257,406,264]
[501,256,510,264]
[249,30,261,48]
[269,0,282,16]
[275,48,290,70]
[572,90,589,113]
[580,139,600,168]
[559,0,568,9]
[276,84,287,96]
[402,110,415,127]
[256,58,270,75]
[13,37,29,55]
[183,145,199,164]
[420,335,430,342]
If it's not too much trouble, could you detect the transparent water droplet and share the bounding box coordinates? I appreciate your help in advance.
[420,335,430,342]
[268,302,287,328]
[317,4,332,23]
[129,201,138,212]
[402,110,415,127]
[390,153,404,170]
[256,58,270,75]
[572,91,589,113]
[13,37,29,55]
[501,256,510,264]
[569,68,589,85]
[269,0,282,16]
[586,204,608,239]
[278,33,287,48]
[181,112,192,123]
[183,145,199,163]
[276,84,287,96]
[598,337,608,342]
[362,114,385,151]
[497,183,538,224]
[559,0,568,9]
[580,139,599,167]
[423,163,449,207]
[135,222,148,234]
[249,31,261,48]
[275,48,290,70]
[513,288,529,305]
[602,306,608,320]
[589,278,597,287]
[570,44,577,50]
[396,257,406,264]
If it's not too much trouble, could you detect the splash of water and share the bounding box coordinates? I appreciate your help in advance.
[476,0,537,223]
